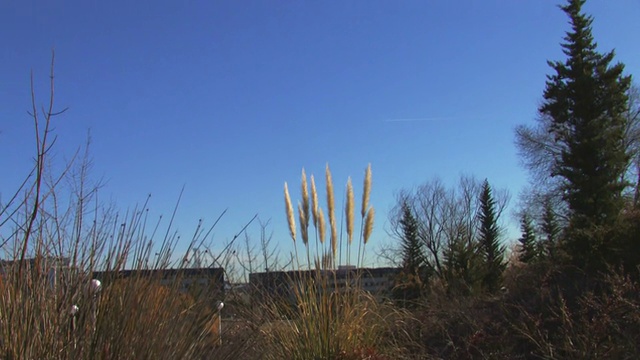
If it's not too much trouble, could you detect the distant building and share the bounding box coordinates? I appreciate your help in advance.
[328,266,402,295]
[0,258,225,305]
[0,256,73,288]
[92,267,225,301]
[249,267,401,304]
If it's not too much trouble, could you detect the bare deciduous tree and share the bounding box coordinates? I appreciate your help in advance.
[387,176,509,281]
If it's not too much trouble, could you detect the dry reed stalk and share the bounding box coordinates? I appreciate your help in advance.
[310,173,321,266]
[298,201,312,268]
[346,177,354,245]
[331,215,338,264]
[358,166,373,268]
[326,165,338,260]
[310,175,319,228]
[361,164,371,218]
[284,182,296,242]
[4,60,255,360]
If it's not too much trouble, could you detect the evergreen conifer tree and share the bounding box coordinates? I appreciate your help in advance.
[399,201,427,274]
[394,200,428,303]
[443,225,482,296]
[540,197,561,260]
[518,213,538,264]
[540,0,631,269]
[477,180,505,292]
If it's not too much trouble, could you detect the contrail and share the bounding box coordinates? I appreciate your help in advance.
[383,117,454,123]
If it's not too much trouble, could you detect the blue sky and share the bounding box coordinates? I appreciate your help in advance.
[1,1,639,269]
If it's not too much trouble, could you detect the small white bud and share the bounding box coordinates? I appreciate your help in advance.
[90,279,102,293]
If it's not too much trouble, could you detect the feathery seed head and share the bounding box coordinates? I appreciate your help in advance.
[284,182,296,242]
[363,207,375,245]
[298,202,309,245]
[346,177,355,245]
[361,164,372,218]
[318,207,326,244]
[326,164,335,220]
[326,164,337,254]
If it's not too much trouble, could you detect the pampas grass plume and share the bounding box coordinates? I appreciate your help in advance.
[284,182,296,242]
[317,207,326,244]
[298,201,309,245]
[326,164,335,224]
[361,164,371,218]
[363,207,375,245]
[346,177,354,245]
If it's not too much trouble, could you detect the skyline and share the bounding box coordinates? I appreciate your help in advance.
[2,1,640,269]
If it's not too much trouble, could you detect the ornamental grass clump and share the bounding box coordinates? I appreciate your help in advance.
[261,164,399,360]
[283,164,375,271]
[261,279,397,360]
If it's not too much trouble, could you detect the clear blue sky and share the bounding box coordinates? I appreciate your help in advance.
[1,1,639,268]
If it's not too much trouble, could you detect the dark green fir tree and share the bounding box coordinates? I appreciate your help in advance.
[540,197,561,260]
[443,227,482,296]
[399,201,427,274]
[518,213,538,264]
[394,200,428,303]
[477,180,505,292]
[540,0,631,269]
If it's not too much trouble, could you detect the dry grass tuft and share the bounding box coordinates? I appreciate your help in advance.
[265,163,417,359]
[0,63,258,360]
[260,274,404,360]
